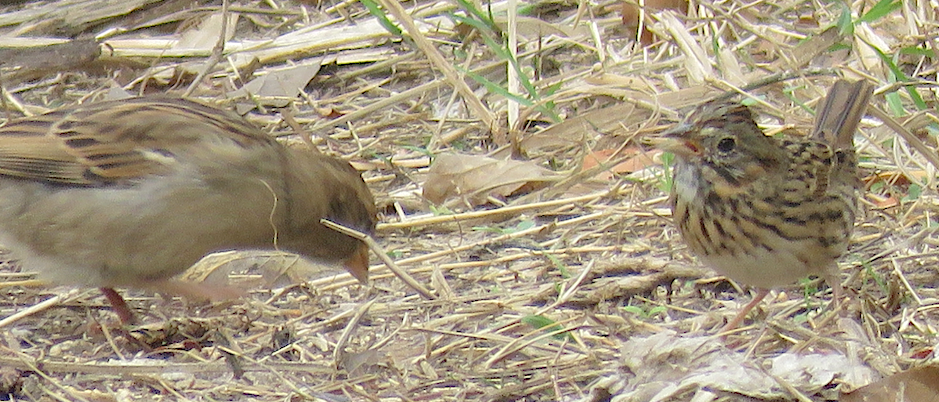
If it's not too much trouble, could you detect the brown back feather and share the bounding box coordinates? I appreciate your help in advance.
[0,97,276,186]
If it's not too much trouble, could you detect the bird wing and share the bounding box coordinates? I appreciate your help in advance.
[0,97,276,185]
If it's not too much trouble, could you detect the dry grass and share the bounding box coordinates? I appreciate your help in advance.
[0,0,937,401]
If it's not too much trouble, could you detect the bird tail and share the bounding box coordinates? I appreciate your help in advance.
[810,79,875,151]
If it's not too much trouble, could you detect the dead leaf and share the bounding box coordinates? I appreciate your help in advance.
[589,332,876,400]
[765,26,843,73]
[621,0,688,45]
[423,153,562,206]
[842,365,939,402]
[518,103,643,158]
[228,61,323,113]
[582,147,660,180]
[867,193,899,210]
[175,12,237,50]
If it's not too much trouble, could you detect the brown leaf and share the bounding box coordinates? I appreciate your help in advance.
[228,61,323,113]
[518,103,645,158]
[621,0,688,45]
[867,193,899,210]
[423,153,561,206]
[621,0,689,25]
[842,365,939,402]
[582,147,660,180]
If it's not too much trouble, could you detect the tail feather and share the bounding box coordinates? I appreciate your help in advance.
[811,79,875,150]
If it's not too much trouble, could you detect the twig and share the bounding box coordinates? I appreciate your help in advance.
[320,219,436,300]
[183,0,231,97]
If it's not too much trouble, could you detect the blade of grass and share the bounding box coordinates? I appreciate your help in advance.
[858,0,902,24]
[360,0,401,36]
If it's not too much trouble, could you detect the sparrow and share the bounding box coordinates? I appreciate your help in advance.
[0,97,377,323]
[649,80,872,332]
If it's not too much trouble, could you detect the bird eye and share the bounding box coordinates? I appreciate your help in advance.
[716,137,736,153]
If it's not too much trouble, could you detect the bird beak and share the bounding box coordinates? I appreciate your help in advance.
[343,243,370,284]
[643,124,700,157]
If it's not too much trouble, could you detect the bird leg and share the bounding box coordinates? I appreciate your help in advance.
[99,280,244,325]
[721,271,846,335]
[99,287,135,324]
[823,268,846,316]
[720,287,770,334]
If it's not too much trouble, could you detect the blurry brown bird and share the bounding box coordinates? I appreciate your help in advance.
[649,80,873,332]
[0,97,377,323]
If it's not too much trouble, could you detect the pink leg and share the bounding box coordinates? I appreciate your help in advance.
[99,287,135,324]
[720,288,770,334]
[824,269,845,313]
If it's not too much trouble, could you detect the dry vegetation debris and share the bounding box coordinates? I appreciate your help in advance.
[0,0,937,401]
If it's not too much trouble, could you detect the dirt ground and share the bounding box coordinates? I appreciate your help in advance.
[0,0,937,401]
